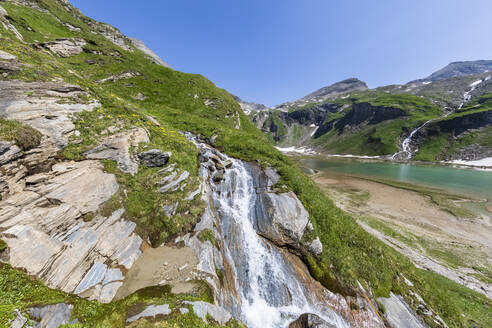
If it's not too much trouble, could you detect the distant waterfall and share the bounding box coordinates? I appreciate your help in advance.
[391,76,491,160]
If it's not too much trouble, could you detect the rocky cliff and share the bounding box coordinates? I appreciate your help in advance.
[0,1,491,328]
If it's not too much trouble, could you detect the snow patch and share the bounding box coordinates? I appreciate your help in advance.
[276,146,317,155]
[447,157,492,168]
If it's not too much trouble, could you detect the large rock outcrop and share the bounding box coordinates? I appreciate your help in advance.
[0,80,100,148]
[0,160,143,303]
[129,37,171,68]
[255,190,310,246]
[41,38,87,57]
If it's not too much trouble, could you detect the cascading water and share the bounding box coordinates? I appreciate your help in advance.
[391,119,433,160]
[212,158,348,328]
[189,136,349,328]
[391,76,491,160]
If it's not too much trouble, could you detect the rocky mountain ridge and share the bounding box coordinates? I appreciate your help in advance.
[415,59,492,82]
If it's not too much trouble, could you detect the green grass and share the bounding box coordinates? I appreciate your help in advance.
[361,217,488,272]
[0,118,42,150]
[415,119,492,162]
[1,1,492,326]
[0,263,242,328]
[309,91,443,155]
[349,91,442,117]
[0,239,7,252]
[312,119,408,155]
[360,217,420,249]
[197,229,218,248]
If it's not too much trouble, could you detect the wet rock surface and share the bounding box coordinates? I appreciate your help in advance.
[180,136,382,328]
[255,190,310,246]
[289,313,337,328]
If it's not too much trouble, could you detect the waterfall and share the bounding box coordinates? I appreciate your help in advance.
[391,76,491,160]
[212,158,349,328]
[187,134,350,328]
[390,119,433,160]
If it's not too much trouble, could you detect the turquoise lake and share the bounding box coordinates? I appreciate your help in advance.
[300,157,492,201]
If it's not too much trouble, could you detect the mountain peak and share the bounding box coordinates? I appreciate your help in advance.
[302,78,368,100]
[419,60,492,82]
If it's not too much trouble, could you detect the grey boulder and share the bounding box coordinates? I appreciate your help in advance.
[138,149,171,167]
[255,191,309,246]
[126,304,171,323]
[28,303,75,328]
[308,237,323,255]
[289,313,337,328]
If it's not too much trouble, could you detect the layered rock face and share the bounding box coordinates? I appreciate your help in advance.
[0,80,100,148]
[41,38,87,57]
[0,60,146,304]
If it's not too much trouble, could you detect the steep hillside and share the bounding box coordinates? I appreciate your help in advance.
[0,1,491,328]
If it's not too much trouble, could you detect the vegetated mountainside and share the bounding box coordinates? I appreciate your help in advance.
[0,1,491,328]
[251,66,492,161]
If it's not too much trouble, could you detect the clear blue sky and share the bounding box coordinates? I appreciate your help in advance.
[70,0,492,107]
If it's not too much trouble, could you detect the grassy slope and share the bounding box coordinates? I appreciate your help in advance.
[415,94,492,161]
[0,118,42,150]
[0,1,491,327]
[309,91,443,155]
